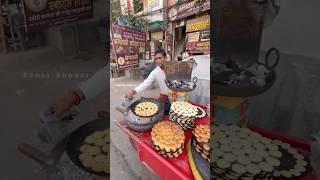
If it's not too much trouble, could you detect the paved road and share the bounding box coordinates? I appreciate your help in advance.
[110,77,161,180]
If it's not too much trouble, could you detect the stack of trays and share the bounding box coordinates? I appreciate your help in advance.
[192,124,210,162]
[211,125,308,179]
[151,121,185,158]
[169,101,198,130]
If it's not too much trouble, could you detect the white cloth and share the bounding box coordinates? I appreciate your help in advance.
[134,66,169,94]
[188,79,210,106]
[78,67,108,100]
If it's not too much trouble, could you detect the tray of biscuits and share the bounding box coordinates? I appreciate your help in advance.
[169,101,200,130]
[151,121,185,158]
[211,124,310,180]
[192,124,211,162]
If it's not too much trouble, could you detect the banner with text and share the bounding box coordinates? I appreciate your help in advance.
[186,16,210,33]
[23,0,93,31]
[111,24,146,70]
[186,40,210,53]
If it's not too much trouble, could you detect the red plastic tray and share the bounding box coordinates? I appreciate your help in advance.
[115,102,209,180]
[249,125,317,180]
[114,100,317,180]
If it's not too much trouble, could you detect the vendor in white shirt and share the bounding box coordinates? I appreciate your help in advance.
[126,49,169,98]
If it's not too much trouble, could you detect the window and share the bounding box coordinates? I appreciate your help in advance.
[134,0,143,14]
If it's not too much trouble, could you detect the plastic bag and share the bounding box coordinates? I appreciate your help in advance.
[139,62,156,79]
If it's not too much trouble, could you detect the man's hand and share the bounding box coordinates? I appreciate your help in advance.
[49,88,85,118]
[49,92,76,118]
[126,90,136,98]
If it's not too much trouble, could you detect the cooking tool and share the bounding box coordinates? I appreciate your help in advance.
[36,109,79,144]
[66,118,108,177]
[116,97,164,131]
[165,76,198,92]
[20,113,109,179]
[214,47,280,97]
[164,60,198,92]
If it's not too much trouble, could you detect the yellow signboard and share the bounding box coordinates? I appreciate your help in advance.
[186,16,210,32]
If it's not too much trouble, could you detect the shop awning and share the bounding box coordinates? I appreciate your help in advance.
[148,21,163,32]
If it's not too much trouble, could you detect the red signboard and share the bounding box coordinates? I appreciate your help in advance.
[111,24,146,70]
[23,0,93,31]
[186,40,210,53]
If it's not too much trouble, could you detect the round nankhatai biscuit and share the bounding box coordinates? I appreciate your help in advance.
[85,136,96,144]
[249,154,263,163]
[296,159,307,166]
[92,162,106,172]
[290,169,301,176]
[215,149,224,158]
[269,150,282,158]
[294,164,306,172]
[288,147,298,155]
[280,170,292,178]
[102,144,109,153]
[237,155,251,165]
[246,163,261,175]
[273,170,281,177]
[216,159,230,169]
[81,157,95,168]
[266,157,280,167]
[266,144,279,151]
[233,149,245,156]
[103,128,109,135]
[271,139,282,145]
[232,163,247,175]
[220,145,232,153]
[224,153,236,163]
[79,153,93,161]
[94,138,106,147]
[242,146,256,155]
[80,144,93,153]
[294,153,304,160]
[258,162,273,173]
[92,131,105,139]
[256,150,269,158]
[88,146,101,156]
[253,142,266,150]
[281,142,291,149]
[94,154,107,163]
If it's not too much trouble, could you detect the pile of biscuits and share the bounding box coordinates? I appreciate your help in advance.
[192,124,210,162]
[169,101,199,130]
[151,121,185,158]
[134,102,159,117]
[211,125,308,179]
[79,129,109,174]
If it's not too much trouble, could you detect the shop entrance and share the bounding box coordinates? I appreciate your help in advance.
[174,25,187,61]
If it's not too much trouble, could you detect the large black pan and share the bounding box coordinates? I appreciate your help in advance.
[214,48,280,97]
[129,97,162,118]
[66,118,109,177]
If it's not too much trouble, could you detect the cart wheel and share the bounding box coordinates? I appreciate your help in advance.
[130,139,138,151]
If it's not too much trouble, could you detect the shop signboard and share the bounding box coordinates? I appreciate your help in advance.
[186,16,210,33]
[187,32,200,42]
[168,0,210,21]
[148,0,160,8]
[186,40,210,53]
[23,0,93,31]
[110,24,146,70]
[165,31,173,45]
